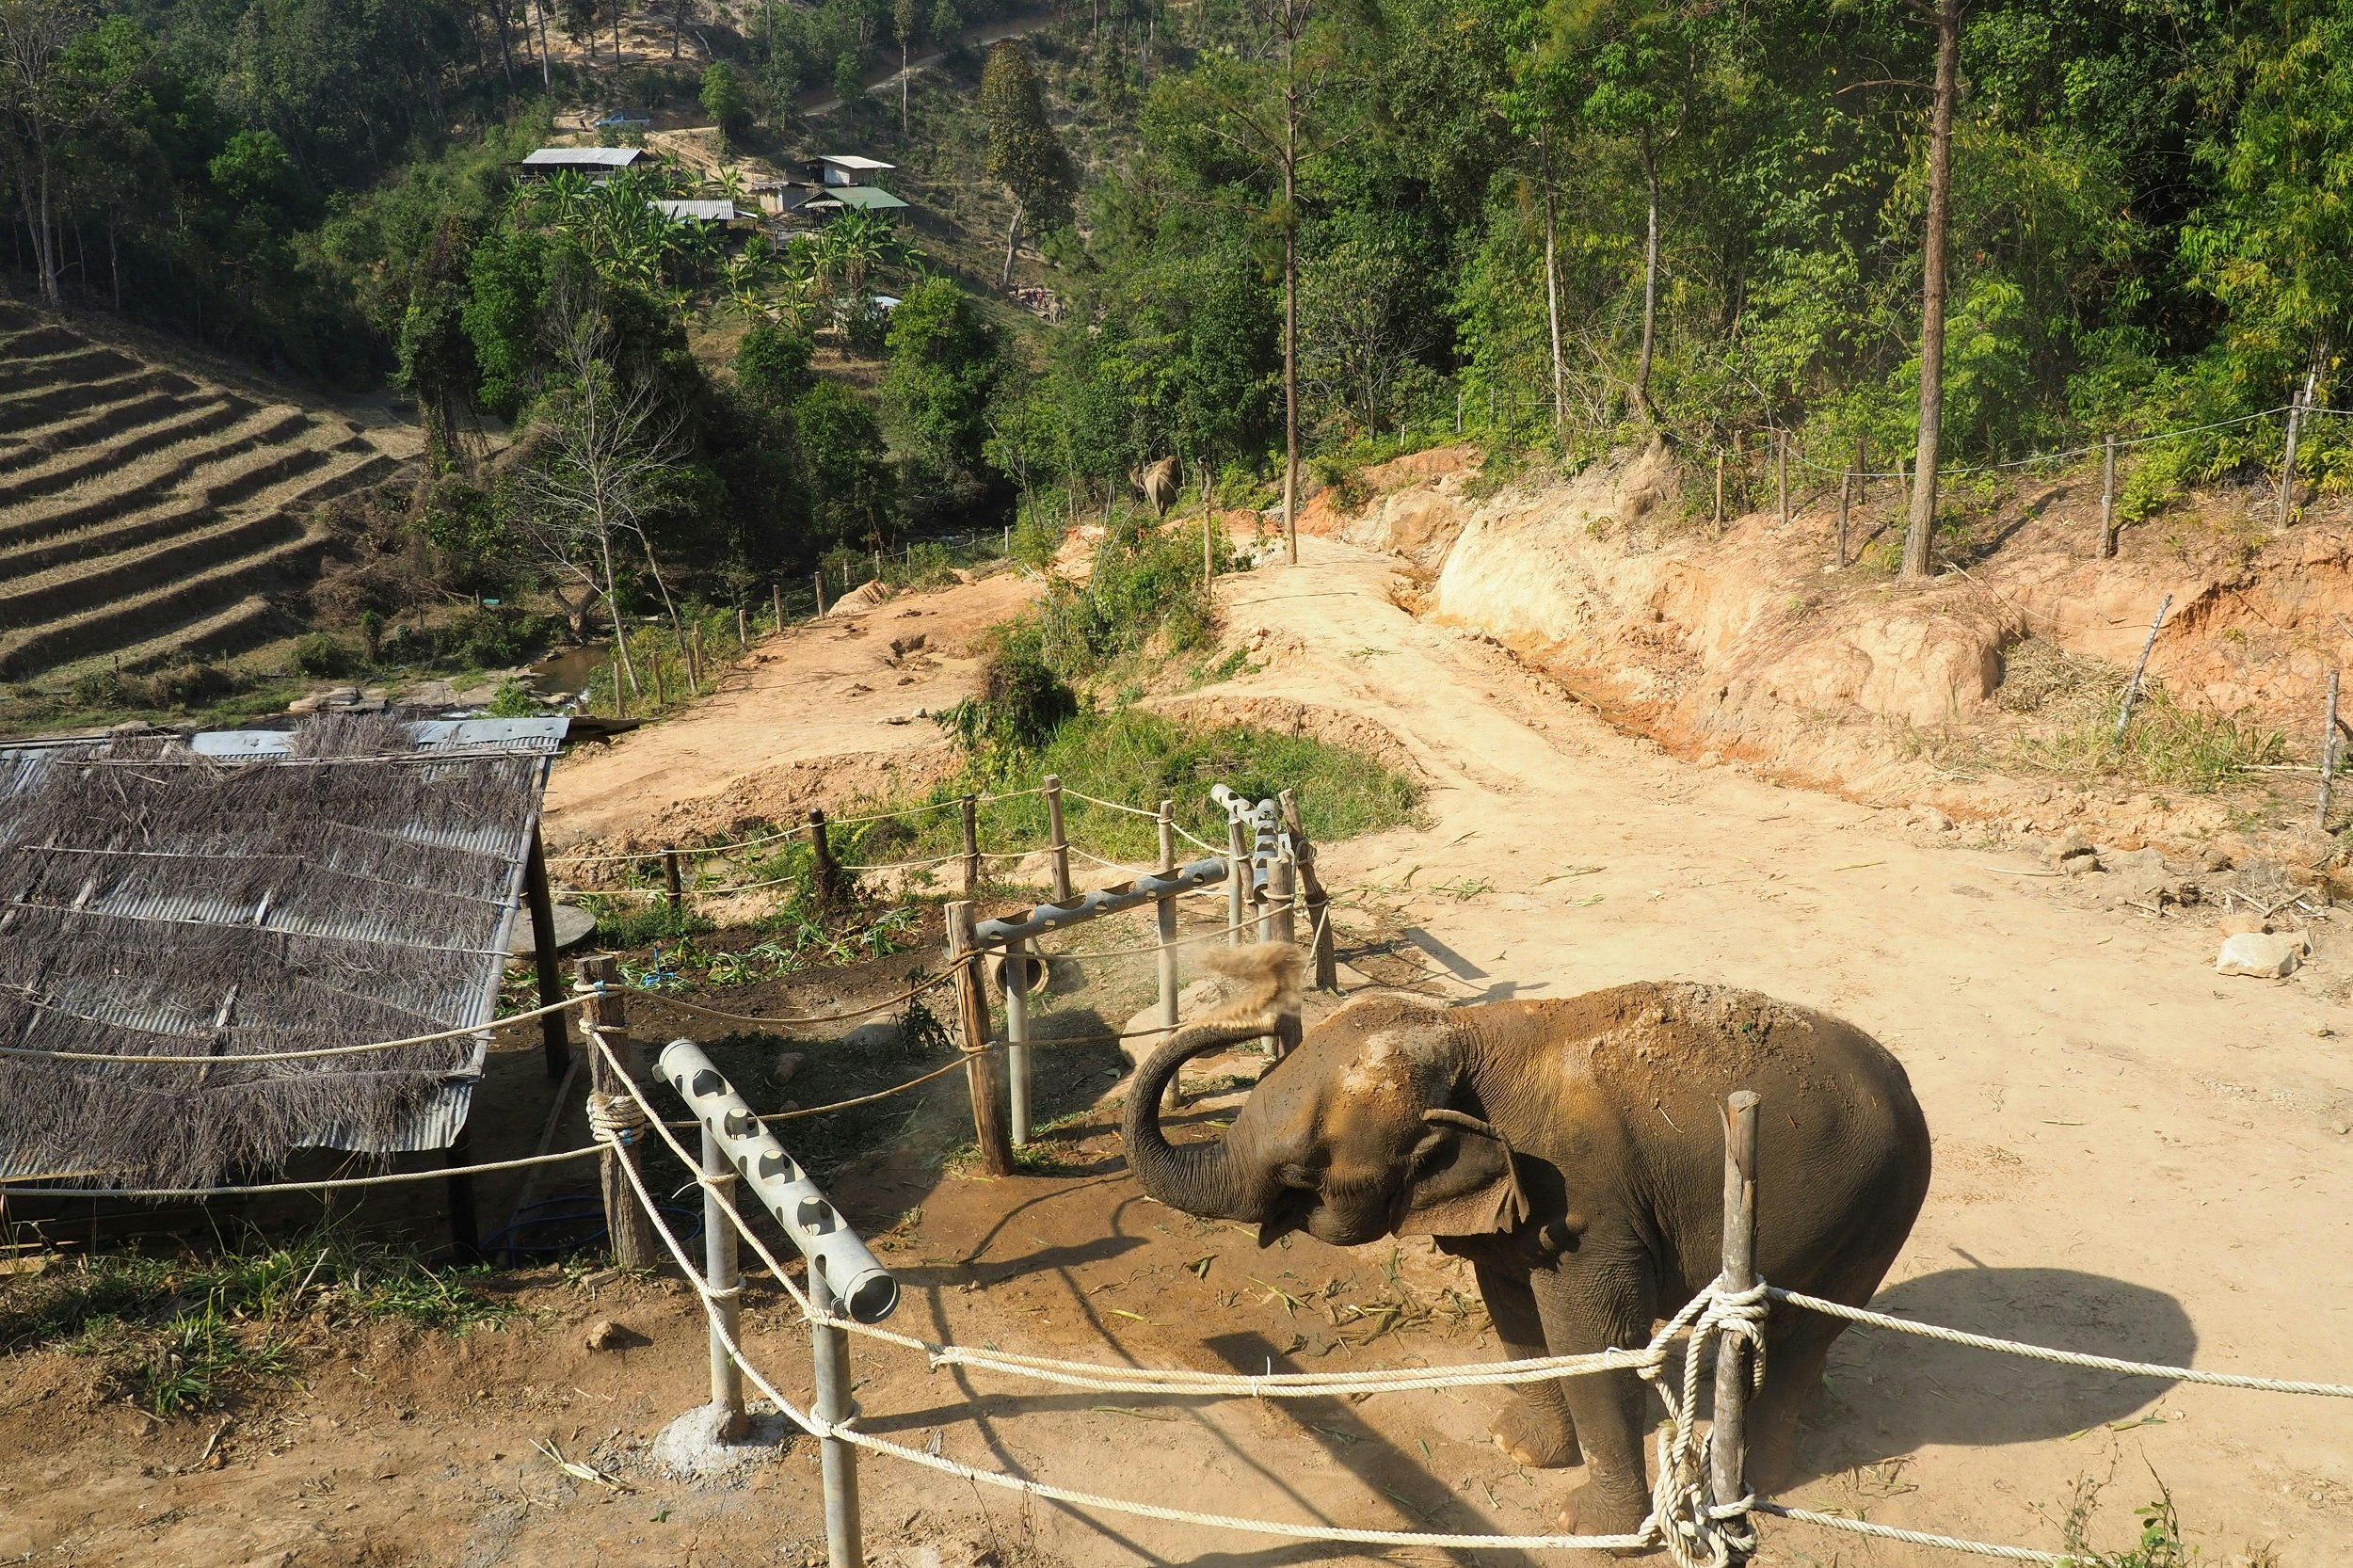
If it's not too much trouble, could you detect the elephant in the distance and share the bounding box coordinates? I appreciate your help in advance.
[1121,946,1931,1538]
[1134,456,1180,516]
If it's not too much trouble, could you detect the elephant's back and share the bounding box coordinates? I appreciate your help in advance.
[1524,983,1930,1293]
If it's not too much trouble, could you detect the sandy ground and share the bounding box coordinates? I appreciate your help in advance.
[541,570,1039,852]
[7,534,2349,1567]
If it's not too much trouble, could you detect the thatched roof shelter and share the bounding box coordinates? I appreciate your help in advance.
[0,713,567,1190]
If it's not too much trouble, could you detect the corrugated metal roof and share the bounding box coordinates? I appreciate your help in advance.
[0,718,568,1180]
[814,153,895,170]
[811,185,910,211]
[521,146,644,168]
[650,199,744,222]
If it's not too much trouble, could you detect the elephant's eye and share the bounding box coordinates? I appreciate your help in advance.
[1275,1162,1321,1192]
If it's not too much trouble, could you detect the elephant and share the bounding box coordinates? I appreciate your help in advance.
[1121,945,1930,1539]
[1134,456,1180,517]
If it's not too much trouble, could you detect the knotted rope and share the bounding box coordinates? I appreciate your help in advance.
[585,1091,648,1147]
[1640,1277,1770,1568]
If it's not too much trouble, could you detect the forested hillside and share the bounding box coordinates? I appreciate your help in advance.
[0,0,2345,714]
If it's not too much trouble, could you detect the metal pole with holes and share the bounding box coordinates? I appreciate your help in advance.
[701,1120,746,1436]
[1710,1090,1759,1528]
[1044,774,1073,903]
[1004,935,1032,1146]
[653,1039,898,1568]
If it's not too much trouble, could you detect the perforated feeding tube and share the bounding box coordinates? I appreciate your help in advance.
[652,1038,899,1325]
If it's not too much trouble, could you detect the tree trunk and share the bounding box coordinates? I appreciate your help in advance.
[672,0,682,56]
[1281,108,1299,566]
[1635,128,1658,418]
[1901,0,1960,580]
[1000,198,1022,287]
[533,0,553,88]
[902,40,909,132]
[1542,133,1564,449]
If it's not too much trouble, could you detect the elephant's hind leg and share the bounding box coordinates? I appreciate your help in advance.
[1473,1257,1582,1468]
[1742,1309,1847,1496]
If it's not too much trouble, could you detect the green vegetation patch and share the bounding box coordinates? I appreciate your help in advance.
[3,1228,512,1416]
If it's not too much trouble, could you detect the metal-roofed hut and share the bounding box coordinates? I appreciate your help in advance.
[0,714,571,1215]
[519,146,645,176]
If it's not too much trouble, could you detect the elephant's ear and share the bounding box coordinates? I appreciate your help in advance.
[1391,1109,1529,1238]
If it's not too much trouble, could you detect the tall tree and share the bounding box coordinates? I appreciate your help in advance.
[1901,0,1961,579]
[0,0,91,306]
[1173,0,1374,564]
[978,40,1072,288]
[513,262,690,696]
[893,0,919,132]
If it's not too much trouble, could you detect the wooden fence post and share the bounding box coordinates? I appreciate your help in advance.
[946,902,1013,1176]
[1835,465,1853,568]
[650,649,666,710]
[689,622,705,695]
[1268,853,1300,1059]
[1204,512,1215,598]
[579,955,658,1270]
[959,793,981,894]
[1226,815,1250,947]
[610,643,627,719]
[812,570,825,617]
[1155,800,1180,1109]
[2098,434,2120,559]
[2320,671,2341,834]
[2114,594,2173,742]
[523,826,570,1079]
[2281,369,2316,524]
[737,603,748,652]
[663,848,684,916]
[808,808,840,906]
[774,581,785,628]
[1713,452,1724,526]
[1776,432,1789,529]
[1279,790,1336,990]
[1044,774,1073,903]
[1710,1090,1760,1526]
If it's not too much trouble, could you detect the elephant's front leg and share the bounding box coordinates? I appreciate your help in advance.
[1530,1259,1657,1540]
[1473,1256,1581,1468]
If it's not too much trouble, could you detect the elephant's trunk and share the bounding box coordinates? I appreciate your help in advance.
[1121,1016,1274,1223]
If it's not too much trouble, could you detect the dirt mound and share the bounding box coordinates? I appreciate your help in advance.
[1322,441,2353,859]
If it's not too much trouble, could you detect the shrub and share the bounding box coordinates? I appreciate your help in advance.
[291,632,351,678]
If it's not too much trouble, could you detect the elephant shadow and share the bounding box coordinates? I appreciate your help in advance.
[1790,1265,2196,1484]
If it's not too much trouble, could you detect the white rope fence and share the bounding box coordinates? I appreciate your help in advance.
[1770,1288,2353,1398]
[584,1019,2353,1566]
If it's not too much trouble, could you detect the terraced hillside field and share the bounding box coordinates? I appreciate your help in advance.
[0,299,420,681]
